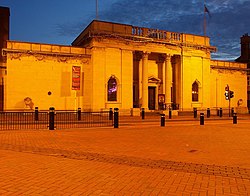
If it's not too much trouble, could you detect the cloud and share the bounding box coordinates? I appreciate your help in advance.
[206,0,250,59]
[56,0,250,60]
[56,21,88,38]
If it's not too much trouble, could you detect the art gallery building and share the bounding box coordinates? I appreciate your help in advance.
[0,7,248,115]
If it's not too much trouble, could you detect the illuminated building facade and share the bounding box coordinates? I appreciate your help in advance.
[236,34,250,108]
[1,9,248,114]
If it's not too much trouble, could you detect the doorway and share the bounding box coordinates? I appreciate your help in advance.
[148,87,156,110]
[0,78,3,111]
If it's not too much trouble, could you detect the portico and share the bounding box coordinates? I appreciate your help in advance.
[133,51,176,111]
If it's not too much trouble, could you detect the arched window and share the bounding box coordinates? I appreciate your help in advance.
[192,81,199,102]
[107,77,117,101]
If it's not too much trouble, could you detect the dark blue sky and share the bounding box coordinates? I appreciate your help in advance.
[1,0,250,60]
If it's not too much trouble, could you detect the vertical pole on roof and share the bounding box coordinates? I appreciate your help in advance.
[204,0,206,36]
[96,0,99,20]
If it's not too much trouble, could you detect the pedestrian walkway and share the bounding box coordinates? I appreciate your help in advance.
[0,119,250,195]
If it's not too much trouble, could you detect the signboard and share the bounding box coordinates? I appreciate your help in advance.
[72,66,81,90]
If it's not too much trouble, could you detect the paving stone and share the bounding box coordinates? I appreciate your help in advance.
[1,119,250,194]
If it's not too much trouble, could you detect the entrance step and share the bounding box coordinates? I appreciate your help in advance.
[178,111,193,116]
[145,111,161,116]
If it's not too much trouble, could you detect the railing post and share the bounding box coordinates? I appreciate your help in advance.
[109,108,113,120]
[207,108,210,118]
[161,114,165,127]
[114,108,119,128]
[193,108,197,118]
[34,106,39,121]
[169,107,172,119]
[200,113,204,125]
[141,108,145,120]
[231,108,234,117]
[49,107,55,130]
[233,113,237,124]
[219,108,223,117]
[77,108,81,121]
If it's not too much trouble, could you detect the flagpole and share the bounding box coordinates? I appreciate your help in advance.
[204,0,206,36]
[96,0,98,20]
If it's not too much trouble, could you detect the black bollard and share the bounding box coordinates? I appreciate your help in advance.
[77,108,81,121]
[207,108,210,118]
[49,107,55,130]
[200,113,204,125]
[141,108,145,120]
[161,114,165,127]
[114,108,119,128]
[194,108,197,118]
[169,108,172,119]
[109,108,113,121]
[233,112,237,124]
[34,106,39,121]
[219,108,223,117]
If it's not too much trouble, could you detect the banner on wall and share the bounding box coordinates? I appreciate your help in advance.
[72,66,81,90]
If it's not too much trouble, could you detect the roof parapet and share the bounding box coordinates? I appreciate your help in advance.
[72,20,216,52]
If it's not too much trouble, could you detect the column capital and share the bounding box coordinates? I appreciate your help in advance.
[134,51,151,60]
[158,54,166,63]
[142,51,151,58]
[160,54,172,62]
[133,51,142,61]
[164,54,172,61]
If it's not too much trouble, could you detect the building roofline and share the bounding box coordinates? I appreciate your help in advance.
[72,20,134,46]
[71,20,215,51]
[0,6,10,15]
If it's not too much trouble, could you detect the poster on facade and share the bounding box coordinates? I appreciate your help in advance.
[72,66,81,90]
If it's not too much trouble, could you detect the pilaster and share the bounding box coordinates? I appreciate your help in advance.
[141,52,149,109]
[165,54,172,107]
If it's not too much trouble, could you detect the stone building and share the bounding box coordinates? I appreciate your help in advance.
[1,8,248,114]
[0,6,9,111]
[236,34,250,108]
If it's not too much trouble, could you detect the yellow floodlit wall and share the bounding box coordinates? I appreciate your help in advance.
[210,60,247,112]
[91,46,133,112]
[181,55,211,110]
[4,41,91,111]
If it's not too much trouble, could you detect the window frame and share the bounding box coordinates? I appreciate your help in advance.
[107,76,118,102]
[192,81,199,102]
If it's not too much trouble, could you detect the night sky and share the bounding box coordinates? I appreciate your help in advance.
[1,0,250,60]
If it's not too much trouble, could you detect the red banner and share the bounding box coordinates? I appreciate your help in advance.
[72,66,81,90]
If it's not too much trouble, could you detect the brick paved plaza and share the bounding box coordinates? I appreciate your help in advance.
[0,117,250,195]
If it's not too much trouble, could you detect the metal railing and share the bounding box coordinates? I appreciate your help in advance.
[0,111,48,130]
[54,110,112,129]
[0,109,113,130]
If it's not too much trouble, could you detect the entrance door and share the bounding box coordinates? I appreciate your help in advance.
[0,79,3,111]
[148,87,156,110]
[133,85,139,108]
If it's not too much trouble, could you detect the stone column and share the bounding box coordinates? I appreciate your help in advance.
[165,54,172,107]
[162,57,166,94]
[139,56,142,106]
[141,52,149,109]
